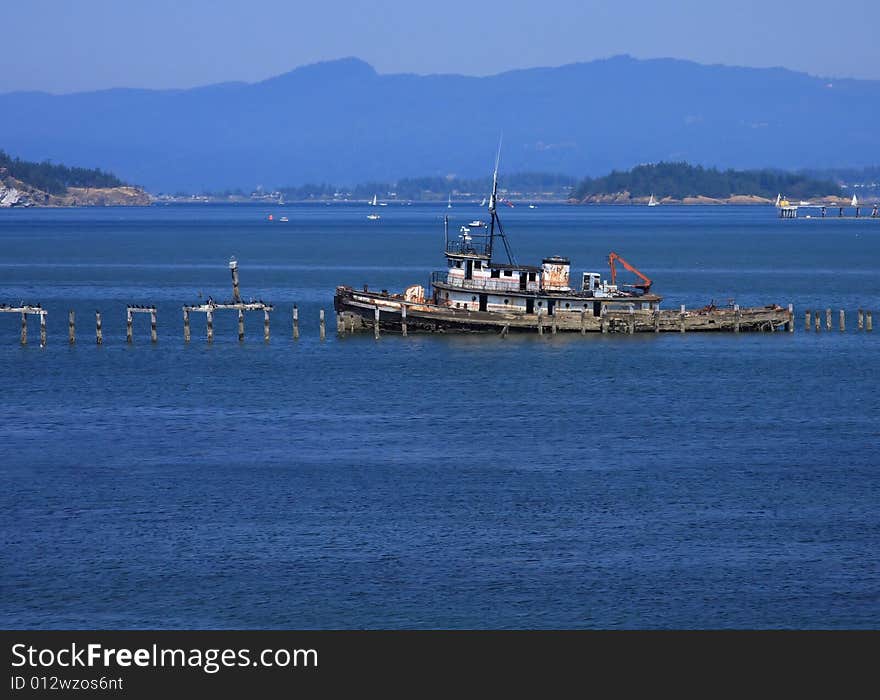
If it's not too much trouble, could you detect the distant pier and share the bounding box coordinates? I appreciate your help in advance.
[778,201,879,220]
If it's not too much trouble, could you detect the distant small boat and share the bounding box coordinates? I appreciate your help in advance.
[851,194,858,207]
[279,216,289,222]
[367,212,380,220]
[378,202,388,207]
[468,220,486,228]
[370,194,378,206]
[480,197,487,207]
[799,201,811,206]
[528,204,537,209]
[267,214,274,221]
[648,194,659,207]
[447,194,452,209]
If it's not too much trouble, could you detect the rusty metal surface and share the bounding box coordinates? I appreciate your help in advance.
[541,262,570,291]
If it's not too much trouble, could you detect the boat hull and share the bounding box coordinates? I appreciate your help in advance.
[334,287,792,334]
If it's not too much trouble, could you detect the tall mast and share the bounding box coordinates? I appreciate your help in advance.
[488,136,515,266]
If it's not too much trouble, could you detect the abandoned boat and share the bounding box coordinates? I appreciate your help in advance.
[334,167,792,335]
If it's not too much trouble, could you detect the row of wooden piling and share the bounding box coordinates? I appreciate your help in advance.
[11,304,332,345]
[7,304,876,344]
[804,308,873,332]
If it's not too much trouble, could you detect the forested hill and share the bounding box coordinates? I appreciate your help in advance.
[0,149,125,194]
[571,162,841,201]
[0,150,148,206]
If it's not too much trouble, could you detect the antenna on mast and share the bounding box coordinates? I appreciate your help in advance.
[488,134,502,215]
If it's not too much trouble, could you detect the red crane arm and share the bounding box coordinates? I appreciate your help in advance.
[608,251,653,292]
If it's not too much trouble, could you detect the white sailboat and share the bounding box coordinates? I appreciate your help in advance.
[648,193,659,207]
[447,194,452,209]
[370,194,378,206]
[851,193,858,207]
[480,197,487,207]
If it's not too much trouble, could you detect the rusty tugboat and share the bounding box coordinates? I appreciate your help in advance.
[334,164,792,335]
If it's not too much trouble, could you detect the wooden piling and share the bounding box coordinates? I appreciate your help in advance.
[551,306,557,335]
[825,308,832,331]
[401,304,407,337]
[734,304,741,333]
[293,305,299,340]
[787,304,794,333]
[206,309,213,343]
[40,312,46,346]
[69,310,75,344]
[264,309,270,342]
[537,308,544,335]
[319,309,326,341]
[653,309,660,333]
[150,310,157,343]
[814,312,820,332]
[680,305,686,333]
[628,307,635,334]
[857,309,864,331]
[95,312,103,345]
[183,309,190,343]
[238,309,245,342]
[580,308,587,335]
[20,312,27,345]
[336,312,344,334]
[805,310,811,332]
[374,306,380,339]
[839,309,845,332]
[866,311,873,332]
[126,309,133,344]
[501,323,509,337]
[230,258,241,302]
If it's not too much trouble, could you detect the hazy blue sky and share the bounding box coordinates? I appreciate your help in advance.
[6,0,879,93]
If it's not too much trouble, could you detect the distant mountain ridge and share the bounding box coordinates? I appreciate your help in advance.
[1,55,879,192]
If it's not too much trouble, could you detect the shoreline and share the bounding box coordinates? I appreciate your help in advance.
[3,195,871,208]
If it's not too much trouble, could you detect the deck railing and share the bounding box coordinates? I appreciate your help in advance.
[445,239,490,256]
[430,271,541,293]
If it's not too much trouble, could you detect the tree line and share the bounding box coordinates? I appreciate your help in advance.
[277,172,577,201]
[571,162,841,200]
[0,150,126,195]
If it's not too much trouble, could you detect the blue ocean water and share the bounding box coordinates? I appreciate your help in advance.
[1,204,878,629]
